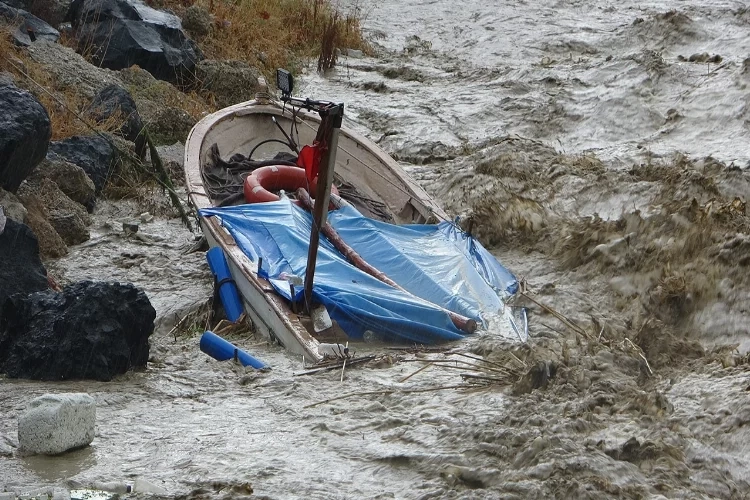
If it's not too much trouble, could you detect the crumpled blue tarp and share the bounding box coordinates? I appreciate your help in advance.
[200,199,517,344]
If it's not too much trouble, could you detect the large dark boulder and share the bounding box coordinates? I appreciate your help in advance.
[70,0,203,84]
[0,217,49,307]
[88,84,146,158]
[0,281,156,381]
[48,134,116,195]
[0,1,60,46]
[0,83,51,193]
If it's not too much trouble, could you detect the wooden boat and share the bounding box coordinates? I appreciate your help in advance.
[184,77,519,365]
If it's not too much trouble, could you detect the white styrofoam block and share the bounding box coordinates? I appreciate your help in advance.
[18,393,96,455]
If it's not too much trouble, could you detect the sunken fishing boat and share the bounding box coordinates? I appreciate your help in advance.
[184,70,523,364]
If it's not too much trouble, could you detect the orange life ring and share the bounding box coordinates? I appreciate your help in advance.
[243,165,339,205]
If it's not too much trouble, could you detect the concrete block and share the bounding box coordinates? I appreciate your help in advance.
[18,393,96,455]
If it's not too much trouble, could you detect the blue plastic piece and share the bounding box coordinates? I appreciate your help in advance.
[199,199,518,344]
[200,331,268,369]
[206,246,244,322]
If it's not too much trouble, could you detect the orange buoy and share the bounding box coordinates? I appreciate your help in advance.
[243,165,339,205]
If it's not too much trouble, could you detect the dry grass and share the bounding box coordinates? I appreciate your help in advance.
[0,29,130,140]
[0,30,90,139]
[151,0,368,79]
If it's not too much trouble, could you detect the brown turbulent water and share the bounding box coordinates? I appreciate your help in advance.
[4,0,750,498]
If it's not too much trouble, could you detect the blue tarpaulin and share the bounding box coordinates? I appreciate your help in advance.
[200,199,517,344]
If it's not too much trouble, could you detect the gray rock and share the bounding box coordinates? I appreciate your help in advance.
[37,153,96,208]
[0,71,14,85]
[71,0,203,84]
[21,175,91,245]
[0,1,60,46]
[15,189,67,258]
[195,59,260,108]
[26,41,121,100]
[182,3,210,37]
[48,134,116,195]
[48,211,89,245]
[18,393,95,455]
[0,187,28,223]
[0,82,51,193]
[87,84,146,158]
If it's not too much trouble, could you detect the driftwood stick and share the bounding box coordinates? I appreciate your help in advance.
[303,384,473,409]
[448,352,516,371]
[340,341,349,383]
[293,355,375,376]
[402,358,517,376]
[398,362,432,383]
[296,187,477,334]
[520,291,590,338]
[460,373,514,384]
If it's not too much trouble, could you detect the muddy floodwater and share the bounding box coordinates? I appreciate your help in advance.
[4,0,750,498]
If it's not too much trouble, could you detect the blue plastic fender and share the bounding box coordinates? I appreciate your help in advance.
[200,331,268,369]
[206,246,244,322]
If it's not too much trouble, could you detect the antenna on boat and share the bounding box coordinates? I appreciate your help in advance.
[275,68,344,314]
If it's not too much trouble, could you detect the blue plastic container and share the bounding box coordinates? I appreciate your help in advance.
[206,247,244,322]
[199,331,268,369]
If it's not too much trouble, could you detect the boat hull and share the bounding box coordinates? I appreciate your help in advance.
[186,97,451,362]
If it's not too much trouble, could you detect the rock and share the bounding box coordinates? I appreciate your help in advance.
[70,0,203,84]
[122,221,138,234]
[36,153,96,208]
[26,41,121,101]
[181,3,211,37]
[0,1,60,46]
[18,393,95,455]
[14,191,68,257]
[195,59,260,108]
[19,175,91,245]
[513,360,557,395]
[146,106,195,145]
[0,281,156,381]
[48,134,116,194]
[0,82,51,193]
[48,212,88,245]
[0,187,28,223]
[0,218,49,306]
[23,0,74,27]
[119,66,200,144]
[88,84,146,158]
[0,71,15,86]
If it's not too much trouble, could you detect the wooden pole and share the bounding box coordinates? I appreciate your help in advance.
[303,104,343,313]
